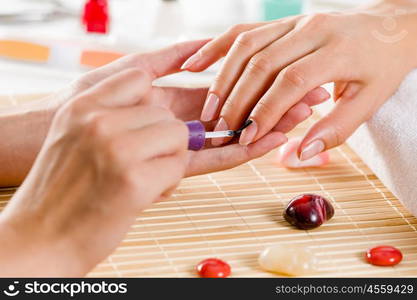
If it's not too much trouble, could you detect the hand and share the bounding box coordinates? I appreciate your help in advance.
[181,2,417,159]
[150,85,329,176]
[0,66,189,277]
[0,40,208,186]
[80,41,330,176]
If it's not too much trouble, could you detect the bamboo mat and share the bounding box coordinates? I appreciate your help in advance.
[1,113,417,277]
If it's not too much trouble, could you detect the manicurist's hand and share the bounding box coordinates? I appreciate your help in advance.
[182,1,417,160]
[0,66,189,277]
[0,40,208,186]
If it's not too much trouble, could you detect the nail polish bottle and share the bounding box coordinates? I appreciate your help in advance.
[82,0,110,34]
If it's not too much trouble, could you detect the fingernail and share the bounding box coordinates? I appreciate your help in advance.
[200,93,219,122]
[211,118,229,146]
[318,88,330,100]
[239,120,258,146]
[300,139,325,161]
[180,52,201,70]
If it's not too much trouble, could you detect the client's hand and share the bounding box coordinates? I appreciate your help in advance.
[182,2,417,159]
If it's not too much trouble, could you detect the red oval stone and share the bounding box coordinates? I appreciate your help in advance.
[196,258,231,278]
[366,246,403,266]
[283,194,334,230]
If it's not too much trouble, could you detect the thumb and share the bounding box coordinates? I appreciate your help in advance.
[131,39,211,79]
[81,40,211,88]
[298,87,377,161]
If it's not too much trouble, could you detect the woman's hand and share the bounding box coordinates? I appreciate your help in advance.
[153,85,329,176]
[0,66,189,277]
[182,2,417,159]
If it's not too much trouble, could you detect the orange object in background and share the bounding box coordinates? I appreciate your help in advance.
[0,40,50,63]
[80,50,124,68]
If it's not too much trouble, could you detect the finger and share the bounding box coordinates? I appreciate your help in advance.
[201,20,297,122]
[213,29,321,145]
[79,40,211,90]
[272,102,312,133]
[88,105,176,136]
[300,86,330,106]
[334,81,348,100]
[185,131,287,177]
[298,86,376,161]
[119,119,189,161]
[272,88,330,133]
[135,154,187,207]
[241,47,350,146]
[145,87,209,121]
[180,22,267,72]
[82,68,152,107]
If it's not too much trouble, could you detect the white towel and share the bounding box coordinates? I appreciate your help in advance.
[318,69,417,217]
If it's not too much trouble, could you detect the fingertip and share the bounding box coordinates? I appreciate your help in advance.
[249,131,288,153]
[298,102,313,119]
[302,87,331,106]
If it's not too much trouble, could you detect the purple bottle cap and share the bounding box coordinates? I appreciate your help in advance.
[186,120,205,151]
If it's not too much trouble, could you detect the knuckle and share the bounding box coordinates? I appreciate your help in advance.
[247,52,271,74]
[211,73,226,87]
[306,13,330,27]
[280,66,306,88]
[227,24,248,36]
[235,32,255,50]
[120,168,141,190]
[253,101,275,119]
[146,105,175,120]
[85,113,109,139]
[298,13,331,33]
[121,68,150,86]
[65,96,91,118]
[105,136,126,164]
[328,124,345,147]
[220,98,236,115]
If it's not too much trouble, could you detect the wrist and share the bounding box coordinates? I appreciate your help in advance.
[0,214,90,277]
[355,3,417,71]
[0,96,55,186]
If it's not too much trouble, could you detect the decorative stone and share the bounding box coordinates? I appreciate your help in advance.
[259,245,319,276]
[196,258,231,278]
[284,194,334,229]
[277,137,330,168]
[366,246,403,266]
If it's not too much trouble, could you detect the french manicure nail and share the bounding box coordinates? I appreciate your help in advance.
[180,52,201,70]
[239,120,258,146]
[318,88,331,100]
[211,118,229,147]
[300,139,325,161]
[201,94,219,122]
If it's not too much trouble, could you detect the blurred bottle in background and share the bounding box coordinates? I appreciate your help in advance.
[82,0,109,34]
[263,0,303,20]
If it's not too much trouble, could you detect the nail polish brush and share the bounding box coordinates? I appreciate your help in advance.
[186,120,252,151]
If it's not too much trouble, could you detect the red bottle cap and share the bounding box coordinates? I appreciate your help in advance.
[82,0,109,34]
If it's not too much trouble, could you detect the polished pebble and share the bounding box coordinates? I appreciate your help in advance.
[283,194,334,229]
[277,137,330,169]
[259,245,319,276]
[196,258,231,278]
[366,246,403,266]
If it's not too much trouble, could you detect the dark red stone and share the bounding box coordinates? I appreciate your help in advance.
[196,258,231,278]
[366,246,403,266]
[283,194,334,229]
